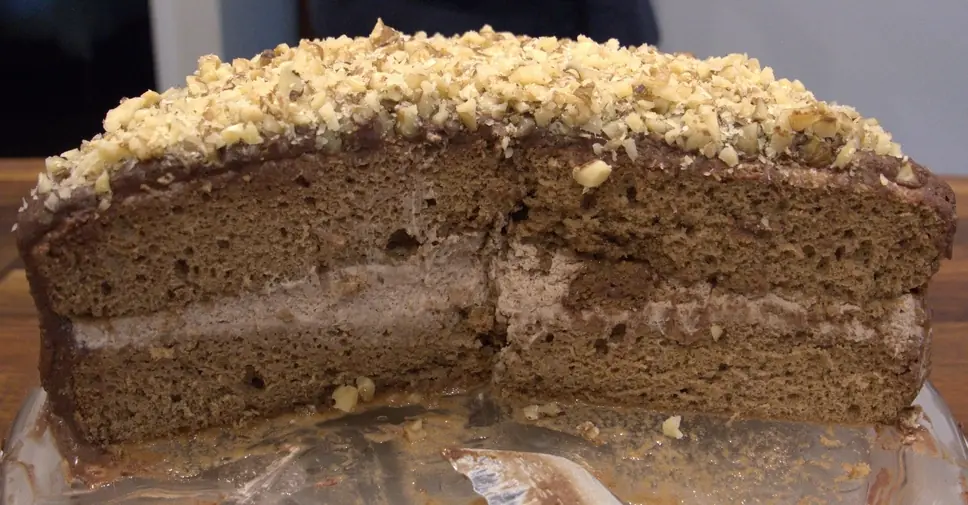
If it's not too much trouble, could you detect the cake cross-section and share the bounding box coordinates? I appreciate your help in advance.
[16,20,955,446]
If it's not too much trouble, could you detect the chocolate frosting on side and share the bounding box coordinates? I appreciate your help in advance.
[19,242,79,447]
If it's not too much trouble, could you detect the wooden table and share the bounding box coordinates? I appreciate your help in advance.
[0,158,966,439]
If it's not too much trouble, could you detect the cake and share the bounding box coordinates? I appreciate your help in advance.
[15,21,956,447]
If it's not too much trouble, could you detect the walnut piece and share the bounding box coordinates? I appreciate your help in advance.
[94,171,112,195]
[522,403,562,421]
[538,402,563,417]
[331,385,359,413]
[36,172,53,195]
[896,162,919,186]
[710,325,723,342]
[661,415,684,439]
[522,405,540,421]
[404,419,426,442]
[576,421,600,441]
[573,160,613,192]
[356,376,376,402]
[717,145,740,167]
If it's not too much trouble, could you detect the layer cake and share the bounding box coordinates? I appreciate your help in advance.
[15,21,956,446]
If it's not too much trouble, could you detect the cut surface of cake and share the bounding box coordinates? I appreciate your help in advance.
[16,20,955,446]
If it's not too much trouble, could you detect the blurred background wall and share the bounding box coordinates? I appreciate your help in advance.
[1,0,965,175]
[0,0,156,158]
[152,0,301,90]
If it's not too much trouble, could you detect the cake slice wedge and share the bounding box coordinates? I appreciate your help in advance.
[16,21,955,446]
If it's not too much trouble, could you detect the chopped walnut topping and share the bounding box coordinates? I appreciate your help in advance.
[833,138,859,169]
[43,194,59,212]
[622,139,639,161]
[717,145,739,167]
[36,172,53,195]
[32,19,905,208]
[94,171,112,195]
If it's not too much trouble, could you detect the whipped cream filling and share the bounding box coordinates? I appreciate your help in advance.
[495,243,925,359]
[72,238,924,360]
[73,233,491,350]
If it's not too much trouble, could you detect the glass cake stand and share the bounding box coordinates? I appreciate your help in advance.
[2,383,967,505]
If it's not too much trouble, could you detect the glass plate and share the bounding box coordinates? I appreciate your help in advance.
[2,383,967,504]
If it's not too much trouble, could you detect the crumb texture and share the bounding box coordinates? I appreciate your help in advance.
[493,243,928,425]
[67,234,497,442]
[26,136,951,318]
